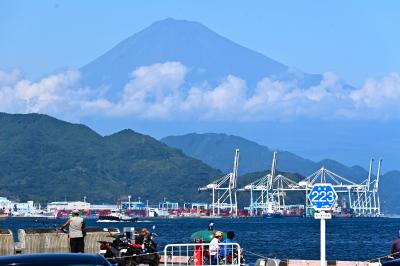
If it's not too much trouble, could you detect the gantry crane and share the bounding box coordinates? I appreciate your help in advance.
[199,149,240,217]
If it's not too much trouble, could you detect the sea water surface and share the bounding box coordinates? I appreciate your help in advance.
[2,217,399,263]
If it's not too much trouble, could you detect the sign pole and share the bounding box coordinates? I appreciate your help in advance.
[308,184,337,266]
[320,211,326,266]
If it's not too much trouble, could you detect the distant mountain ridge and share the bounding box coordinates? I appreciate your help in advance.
[161,133,400,214]
[161,133,369,181]
[380,170,400,214]
[80,18,324,99]
[0,113,221,203]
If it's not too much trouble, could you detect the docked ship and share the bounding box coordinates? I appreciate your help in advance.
[263,211,283,218]
[97,210,138,222]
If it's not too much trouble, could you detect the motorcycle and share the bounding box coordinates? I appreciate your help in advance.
[98,230,132,265]
[126,225,160,266]
[98,226,160,266]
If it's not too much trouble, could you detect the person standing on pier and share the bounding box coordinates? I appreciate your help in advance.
[391,230,400,259]
[61,209,86,253]
[210,231,222,264]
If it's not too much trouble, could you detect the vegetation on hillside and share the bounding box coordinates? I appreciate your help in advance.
[0,113,221,203]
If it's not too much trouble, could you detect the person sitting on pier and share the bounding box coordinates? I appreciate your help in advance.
[391,230,400,259]
[136,228,148,245]
[60,209,86,253]
[210,231,223,264]
[220,231,235,259]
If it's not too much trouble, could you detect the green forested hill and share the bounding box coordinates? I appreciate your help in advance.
[0,113,221,203]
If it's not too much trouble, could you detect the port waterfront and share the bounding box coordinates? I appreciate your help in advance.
[1,217,399,264]
[0,197,352,219]
[0,154,384,220]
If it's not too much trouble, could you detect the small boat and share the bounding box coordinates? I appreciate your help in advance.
[97,211,138,222]
[9,211,57,220]
[263,212,283,218]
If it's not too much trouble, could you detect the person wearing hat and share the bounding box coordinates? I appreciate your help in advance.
[209,231,223,264]
[61,209,86,253]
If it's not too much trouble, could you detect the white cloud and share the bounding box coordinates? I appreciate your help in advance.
[1,63,400,121]
[350,72,400,108]
[0,69,91,118]
[14,70,80,112]
[304,72,339,102]
[109,61,187,118]
[180,75,247,119]
[238,72,351,120]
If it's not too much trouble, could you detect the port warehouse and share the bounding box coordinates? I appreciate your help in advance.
[0,197,214,218]
[0,150,382,218]
[46,201,213,218]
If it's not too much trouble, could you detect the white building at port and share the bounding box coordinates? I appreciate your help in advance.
[0,197,12,210]
[91,204,116,211]
[13,201,35,212]
[47,201,91,211]
[0,197,39,214]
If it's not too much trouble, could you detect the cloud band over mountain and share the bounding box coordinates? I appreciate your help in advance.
[1,63,399,121]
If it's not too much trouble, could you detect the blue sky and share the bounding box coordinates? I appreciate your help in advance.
[1,0,399,87]
[0,1,399,171]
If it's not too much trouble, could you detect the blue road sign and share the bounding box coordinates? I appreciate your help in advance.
[308,183,338,211]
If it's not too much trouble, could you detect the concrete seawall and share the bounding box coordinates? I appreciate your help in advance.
[0,229,14,256]
[18,228,69,253]
[83,228,119,254]
[1,227,119,254]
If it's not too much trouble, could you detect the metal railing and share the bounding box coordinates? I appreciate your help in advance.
[164,243,242,266]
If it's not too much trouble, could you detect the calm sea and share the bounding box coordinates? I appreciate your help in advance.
[2,217,399,263]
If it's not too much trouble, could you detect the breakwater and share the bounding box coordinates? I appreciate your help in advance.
[0,227,118,255]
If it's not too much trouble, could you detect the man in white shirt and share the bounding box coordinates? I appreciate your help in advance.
[209,231,222,265]
[61,209,85,253]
